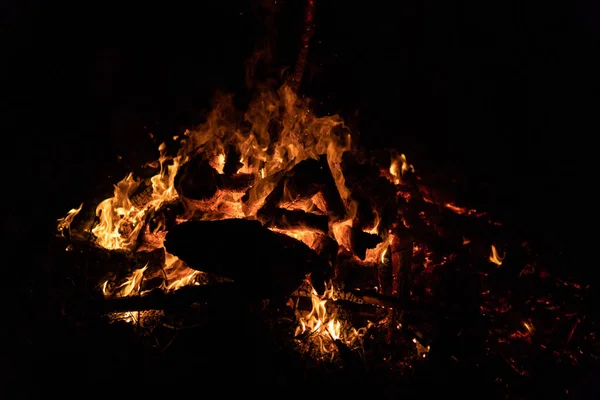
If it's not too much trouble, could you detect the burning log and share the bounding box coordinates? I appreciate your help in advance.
[223,144,243,175]
[350,228,383,260]
[391,232,414,302]
[175,154,254,200]
[342,154,399,233]
[85,283,384,318]
[86,283,242,314]
[311,233,339,267]
[258,208,329,233]
[259,155,347,220]
[164,219,329,298]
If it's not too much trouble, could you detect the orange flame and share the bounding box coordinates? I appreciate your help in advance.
[293,282,367,354]
[389,153,414,185]
[56,202,83,237]
[489,244,506,266]
[92,143,181,250]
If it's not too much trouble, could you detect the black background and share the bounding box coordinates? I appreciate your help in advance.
[2,0,599,393]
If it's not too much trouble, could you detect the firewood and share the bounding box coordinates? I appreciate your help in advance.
[349,228,383,260]
[391,233,414,302]
[259,155,347,220]
[85,283,242,314]
[334,250,379,290]
[312,233,339,267]
[164,219,329,298]
[223,144,243,175]
[219,173,254,191]
[130,179,154,208]
[257,208,329,233]
[175,155,255,200]
[347,289,412,310]
[83,284,383,316]
[63,240,166,287]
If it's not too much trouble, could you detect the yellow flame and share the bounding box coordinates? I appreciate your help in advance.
[389,153,414,185]
[56,202,84,236]
[162,251,202,291]
[84,83,401,335]
[118,264,148,297]
[91,144,181,250]
[489,244,506,266]
[101,264,148,299]
[293,281,368,355]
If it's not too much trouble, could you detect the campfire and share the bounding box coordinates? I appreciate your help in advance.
[55,81,596,393]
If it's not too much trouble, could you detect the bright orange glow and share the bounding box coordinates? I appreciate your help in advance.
[389,153,414,185]
[56,202,83,237]
[489,244,506,266]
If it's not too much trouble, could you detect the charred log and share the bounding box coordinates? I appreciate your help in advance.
[84,283,384,317]
[175,156,219,200]
[258,208,329,233]
[350,228,383,260]
[146,200,184,235]
[223,144,243,175]
[334,250,379,290]
[312,233,339,267]
[164,219,328,298]
[86,283,242,314]
[259,155,346,220]
[391,233,414,302]
[175,155,254,200]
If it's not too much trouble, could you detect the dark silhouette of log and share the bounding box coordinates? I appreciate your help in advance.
[391,232,414,302]
[259,155,347,220]
[223,144,243,175]
[164,219,328,298]
[175,155,254,200]
[350,228,383,260]
[90,284,240,314]
[258,208,329,233]
[334,251,379,290]
[85,284,383,316]
[312,233,339,267]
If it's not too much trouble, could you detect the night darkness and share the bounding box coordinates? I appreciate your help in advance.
[3,0,599,396]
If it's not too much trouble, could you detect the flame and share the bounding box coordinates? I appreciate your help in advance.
[413,337,431,358]
[91,144,181,250]
[118,264,148,297]
[162,251,203,291]
[293,281,367,355]
[389,153,414,185]
[331,217,353,251]
[88,84,355,254]
[57,60,596,379]
[56,202,84,236]
[365,233,392,264]
[489,244,506,266]
[75,83,379,342]
[294,282,338,339]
